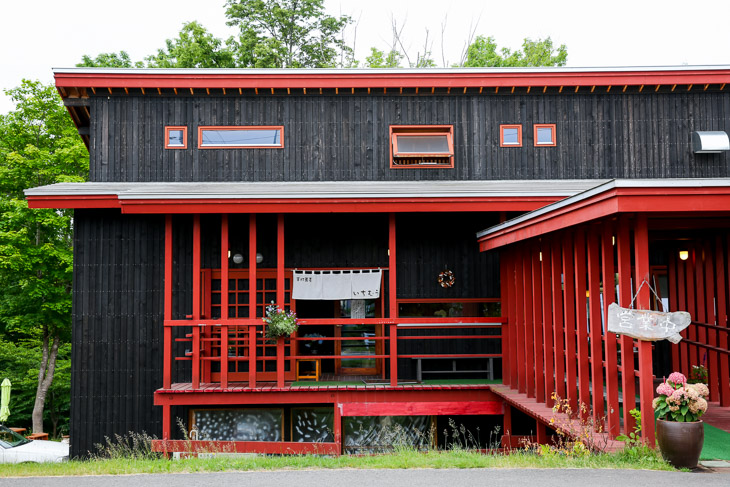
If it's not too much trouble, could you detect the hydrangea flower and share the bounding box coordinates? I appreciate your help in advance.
[656,382,674,396]
[667,372,686,386]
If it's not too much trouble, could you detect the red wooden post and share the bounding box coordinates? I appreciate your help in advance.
[573,228,590,417]
[550,236,566,401]
[688,245,700,367]
[562,231,578,412]
[633,214,655,446]
[532,242,545,403]
[668,250,680,373]
[695,243,708,374]
[501,246,511,387]
[523,251,536,398]
[221,215,229,389]
[677,249,690,376]
[601,222,620,438]
[541,239,556,407]
[616,216,636,434]
[162,404,171,440]
[503,404,513,438]
[276,214,285,388]
[192,215,201,389]
[334,403,342,456]
[515,249,526,394]
[704,240,719,401]
[507,250,519,388]
[717,236,730,406]
[587,230,605,423]
[163,215,173,390]
[389,213,398,386]
[249,214,257,388]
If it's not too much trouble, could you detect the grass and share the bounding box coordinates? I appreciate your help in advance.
[0,449,676,478]
[700,423,730,461]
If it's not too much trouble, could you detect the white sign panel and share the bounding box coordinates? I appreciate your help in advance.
[606,302,691,344]
[292,270,382,300]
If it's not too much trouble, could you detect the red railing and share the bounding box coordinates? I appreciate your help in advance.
[163,317,505,389]
[677,321,730,405]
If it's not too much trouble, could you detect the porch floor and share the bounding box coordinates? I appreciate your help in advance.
[703,402,730,434]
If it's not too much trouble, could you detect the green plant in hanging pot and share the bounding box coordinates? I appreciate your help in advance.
[653,372,709,469]
[263,304,299,339]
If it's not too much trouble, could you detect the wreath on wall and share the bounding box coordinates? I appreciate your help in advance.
[438,269,455,288]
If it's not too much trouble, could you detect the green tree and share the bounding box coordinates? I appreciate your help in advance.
[77,51,143,68]
[0,80,88,434]
[145,21,237,68]
[224,0,352,67]
[364,48,403,68]
[463,36,567,67]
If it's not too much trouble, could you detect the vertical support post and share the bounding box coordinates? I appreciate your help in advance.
[500,246,511,387]
[508,250,519,388]
[531,242,545,403]
[616,216,636,434]
[541,239,555,407]
[587,230,605,423]
[162,404,171,440]
[601,222,620,438]
[276,214,286,388]
[703,240,719,401]
[536,421,549,445]
[668,250,680,372]
[677,248,689,376]
[523,251,536,398]
[686,246,699,367]
[192,214,201,390]
[562,232,578,412]
[163,215,173,390]
[573,228,590,417]
[717,236,730,406]
[221,215,229,389]
[503,404,513,439]
[551,236,566,401]
[515,250,526,393]
[249,214,257,388]
[389,213,398,385]
[633,214,655,446]
[334,403,342,456]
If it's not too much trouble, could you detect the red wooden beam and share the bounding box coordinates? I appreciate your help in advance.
[508,250,519,388]
[718,235,730,406]
[562,232,578,412]
[192,215,201,390]
[541,239,555,407]
[249,214,257,389]
[587,230,605,424]
[340,401,504,416]
[668,248,680,373]
[163,215,173,390]
[276,214,285,388]
[677,247,690,377]
[633,214,655,446]
[573,228,591,418]
[616,216,636,435]
[515,250,526,394]
[703,240,719,401]
[601,221,620,438]
[500,246,511,388]
[531,243,545,403]
[151,439,339,455]
[221,215,229,389]
[389,213,398,386]
[523,251,536,398]
[550,236,566,401]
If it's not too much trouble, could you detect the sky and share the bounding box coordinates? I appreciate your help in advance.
[1,0,730,113]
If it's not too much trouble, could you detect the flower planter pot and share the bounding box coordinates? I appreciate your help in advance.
[656,419,704,469]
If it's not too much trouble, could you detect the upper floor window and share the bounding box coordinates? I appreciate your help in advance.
[390,125,454,168]
[534,124,556,147]
[165,126,188,149]
[198,126,284,149]
[500,125,522,147]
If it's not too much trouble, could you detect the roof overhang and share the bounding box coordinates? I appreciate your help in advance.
[477,178,730,251]
[25,180,605,214]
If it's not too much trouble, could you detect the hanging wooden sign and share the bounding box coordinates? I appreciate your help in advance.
[606,303,691,344]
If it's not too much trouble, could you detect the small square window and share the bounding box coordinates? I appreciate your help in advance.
[390,125,454,168]
[500,125,522,147]
[165,126,188,149]
[534,124,556,147]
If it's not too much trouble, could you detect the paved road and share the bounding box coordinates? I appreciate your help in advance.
[2,469,729,487]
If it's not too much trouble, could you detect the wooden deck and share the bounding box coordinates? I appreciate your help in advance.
[159,380,495,393]
[703,402,730,434]
[491,384,624,452]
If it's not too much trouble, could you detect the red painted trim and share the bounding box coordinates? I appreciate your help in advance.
[573,229,591,418]
[541,239,555,407]
[601,221,620,438]
[633,215,655,446]
[533,124,557,147]
[499,124,523,147]
[617,216,636,435]
[197,125,284,149]
[340,401,504,416]
[389,125,454,169]
[587,231,605,423]
[54,68,730,91]
[164,126,188,149]
[550,237,566,401]
[27,195,120,209]
[151,439,339,455]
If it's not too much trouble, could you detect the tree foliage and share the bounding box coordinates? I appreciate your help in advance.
[77,51,143,68]
[463,36,567,67]
[145,21,237,68]
[0,80,87,434]
[224,0,352,68]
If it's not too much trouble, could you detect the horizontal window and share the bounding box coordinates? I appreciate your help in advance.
[500,125,522,147]
[165,126,187,149]
[390,125,454,169]
[198,126,284,149]
[534,124,556,147]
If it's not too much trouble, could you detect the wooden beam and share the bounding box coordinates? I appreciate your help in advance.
[221,214,229,389]
[276,214,285,388]
[192,214,201,390]
[541,239,555,407]
[249,214,257,389]
[550,236,566,401]
[587,231,605,424]
[601,221,620,438]
[163,215,173,390]
[616,215,636,435]
[562,232,578,412]
[523,251,536,398]
[573,228,591,419]
[515,250,526,394]
[532,242,545,403]
[389,213,398,386]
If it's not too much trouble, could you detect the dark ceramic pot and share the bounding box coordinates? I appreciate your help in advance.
[656,419,704,469]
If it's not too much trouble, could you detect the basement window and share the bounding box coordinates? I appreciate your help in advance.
[534,124,556,146]
[500,125,522,147]
[390,125,454,168]
[198,126,284,149]
[165,126,187,149]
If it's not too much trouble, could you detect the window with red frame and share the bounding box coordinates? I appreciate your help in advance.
[390,125,454,168]
[198,126,284,149]
[534,124,556,147]
[500,125,522,147]
[165,126,188,149]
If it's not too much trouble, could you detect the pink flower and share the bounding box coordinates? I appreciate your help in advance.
[667,372,686,386]
[656,383,674,396]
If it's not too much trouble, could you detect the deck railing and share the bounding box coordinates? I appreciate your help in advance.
[162,317,505,389]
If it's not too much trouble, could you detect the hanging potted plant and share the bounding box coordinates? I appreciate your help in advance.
[263,304,299,339]
[653,372,709,469]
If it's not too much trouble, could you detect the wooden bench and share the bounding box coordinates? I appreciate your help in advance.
[413,357,494,382]
[28,432,49,440]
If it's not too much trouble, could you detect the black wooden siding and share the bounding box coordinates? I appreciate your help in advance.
[90,92,730,183]
[71,210,165,458]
